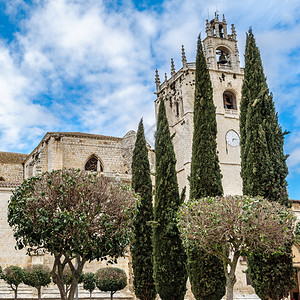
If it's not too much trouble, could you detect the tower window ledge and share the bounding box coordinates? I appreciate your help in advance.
[224,109,239,119]
[224,108,238,115]
[217,64,233,70]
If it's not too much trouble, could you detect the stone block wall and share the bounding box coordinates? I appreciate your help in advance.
[0,186,31,267]
[0,152,27,182]
[0,163,23,182]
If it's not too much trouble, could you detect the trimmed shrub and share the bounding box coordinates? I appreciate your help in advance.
[96,267,127,300]
[23,264,51,300]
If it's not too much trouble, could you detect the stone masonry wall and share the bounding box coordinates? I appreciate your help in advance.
[0,152,27,182]
[0,163,23,182]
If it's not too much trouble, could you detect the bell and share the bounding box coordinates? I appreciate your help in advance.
[218,51,227,64]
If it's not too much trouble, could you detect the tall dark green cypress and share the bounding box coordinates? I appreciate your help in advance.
[190,35,223,197]
[188,35,226,300]
[153,100,187,300]
[240,28,289,206]
[241,29,294,300]
[131,119,156,300]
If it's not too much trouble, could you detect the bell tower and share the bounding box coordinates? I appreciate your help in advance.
[154,13,243,198]
[204,13,241,72]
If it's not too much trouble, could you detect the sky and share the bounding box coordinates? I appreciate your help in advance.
[0,0,299,198]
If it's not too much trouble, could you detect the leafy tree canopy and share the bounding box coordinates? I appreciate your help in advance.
[178,195,294,300]
[8,169,137,300]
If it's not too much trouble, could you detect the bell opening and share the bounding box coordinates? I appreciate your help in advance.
[218,51,227,64]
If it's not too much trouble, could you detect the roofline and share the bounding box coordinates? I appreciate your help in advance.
[24,132,122,164]
[0,151,27,156]
[156,63,244,94]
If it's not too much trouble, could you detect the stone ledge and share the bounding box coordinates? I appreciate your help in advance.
[0,181,21,188]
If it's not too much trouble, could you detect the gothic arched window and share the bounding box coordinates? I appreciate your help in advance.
[85,155,103,172]
[223,91,237,110]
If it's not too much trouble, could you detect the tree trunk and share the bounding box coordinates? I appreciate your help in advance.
[52,256,68,300]
[68,285,77,300]
[90,291,92,300]
[14,288,17,300]
[58,288,68,300]
[67,256,86,300]
[55,276,67,300]
[224,250,240,300]
[111,291,113,300]
[38,287,41,300]
[226,283,234,300]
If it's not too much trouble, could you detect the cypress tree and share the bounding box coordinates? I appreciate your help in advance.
[131,119,156,300]
[188,35,226,300]
[153,100,188,300]
[246,244,295,300]
[240,28,289,206]
[241,29,294,299]
[190,35,223,197]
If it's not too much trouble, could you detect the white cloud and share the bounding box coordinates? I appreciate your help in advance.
[0,43,56,151]
[0,0,299,170]
[288,148,300,169]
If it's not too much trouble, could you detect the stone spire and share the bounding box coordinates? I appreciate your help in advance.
[171,58,176,77]
[215,12,220,37]
[222,14,226,23]
[206,19,214,37]
[155,69,161,91]
[181,45,187,68]
[164,73,168,82]
[222,14,228,38]
[231,24,237,40]
[215,11,219,21]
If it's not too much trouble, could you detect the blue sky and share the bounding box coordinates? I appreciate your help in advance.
[0,0,299,199]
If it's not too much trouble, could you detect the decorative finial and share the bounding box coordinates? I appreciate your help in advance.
[223,14,226,24]
[222,14,228,38]
[215,10,219,21]
[155,69,161,91]
[231,24,236,39]
[165,73,168,82]
[181,45,187,68]
[206,19,213,37]
[171,58,176,76]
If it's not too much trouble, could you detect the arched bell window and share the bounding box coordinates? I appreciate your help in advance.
[216,46,231,66]
[85,155,103,172]
[223,91,237,110]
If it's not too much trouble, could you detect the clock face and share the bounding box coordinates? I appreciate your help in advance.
[226,130,240,147]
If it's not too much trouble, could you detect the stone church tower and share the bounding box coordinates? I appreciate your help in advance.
[155,13,244,198]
